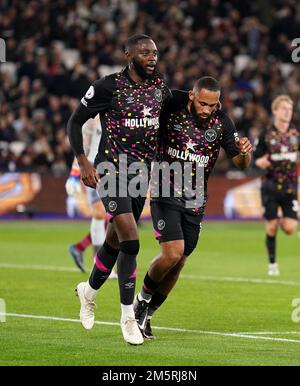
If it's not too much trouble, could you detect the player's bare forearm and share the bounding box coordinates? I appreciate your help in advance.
[233,153,252,170]
[77,153,89,167]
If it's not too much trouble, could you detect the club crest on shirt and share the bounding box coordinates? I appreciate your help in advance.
[108,201,118,212]
[157,219,166,231]
[154,89,163,102]
[205,129,217,142]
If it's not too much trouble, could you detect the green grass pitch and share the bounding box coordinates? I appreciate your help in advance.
[0,220,300,366]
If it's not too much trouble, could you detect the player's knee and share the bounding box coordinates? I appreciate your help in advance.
[103,241,119,256]
[120,240,140,256]
[267,222,278,236]
[165,248,184,267]
[106,238,119,250]
[105,232,120,250]
[282,224,297,235]
[115,219,138,241]
[284,228,294,235]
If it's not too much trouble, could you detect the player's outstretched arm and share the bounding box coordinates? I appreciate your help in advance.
[232,137,253,169]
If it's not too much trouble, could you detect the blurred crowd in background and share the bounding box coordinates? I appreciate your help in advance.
[1,0,300,175]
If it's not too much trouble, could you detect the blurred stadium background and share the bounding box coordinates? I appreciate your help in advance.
[1,0,299,219]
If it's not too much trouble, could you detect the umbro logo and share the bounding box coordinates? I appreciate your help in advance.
[126,97,135,104]
[174,124,182,131]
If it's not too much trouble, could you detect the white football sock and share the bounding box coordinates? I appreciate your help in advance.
[121,304,135,323]
[90,218,106,247]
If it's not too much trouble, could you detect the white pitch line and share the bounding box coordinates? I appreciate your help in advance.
[0,312,120,327]
[237,332,300,336]
[1,262,300,287]
[1,312,300,344]
[181,274,300,287]
[0,263,78,272]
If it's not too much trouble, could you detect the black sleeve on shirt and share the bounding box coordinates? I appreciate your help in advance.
[159,89,188,130]
[253,129,268,160]
[164,89,189,111]
[67,75,115,156]
[67,104,97,156]
[163,86,173,103]
[80,75,115,115]
[221,114,240,159]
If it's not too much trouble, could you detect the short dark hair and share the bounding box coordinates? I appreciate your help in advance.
[193,76,221,94]
[125,34,153,52]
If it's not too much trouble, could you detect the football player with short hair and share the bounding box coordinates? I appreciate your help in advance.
[254,95,299,276]
[68,34,176,345]
[134,77,252,339]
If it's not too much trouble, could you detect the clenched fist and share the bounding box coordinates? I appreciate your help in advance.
[235,137,253,155]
